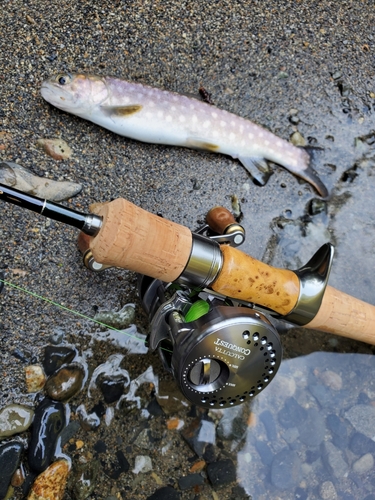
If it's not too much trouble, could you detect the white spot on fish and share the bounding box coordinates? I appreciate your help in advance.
[258,131,264,138]
[264,140,270,146]
[173,96,178,102]
[220,120,227,127]
[248,132,254,139]
[229,133,235,140]
[192,115,198,123]
[146,112,152,119]
[157,111,163,118]
[230,121,235,127]
[166,115,172,122]
[179,115,186,122]
[276,140,283,147]
[171,106,176,111]
[212,130,219,137]
[211,112,218,118]
[203,120,211,128]
[190,104,195,110]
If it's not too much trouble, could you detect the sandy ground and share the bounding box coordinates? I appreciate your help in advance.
[1,1,375,499]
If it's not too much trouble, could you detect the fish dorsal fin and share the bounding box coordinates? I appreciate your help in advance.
[100,105,143,117]
[238,156,273,186]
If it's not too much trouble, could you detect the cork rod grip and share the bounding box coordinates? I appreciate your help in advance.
[89,198,192,282]
[210,245,300,316]
[306,285,375,344]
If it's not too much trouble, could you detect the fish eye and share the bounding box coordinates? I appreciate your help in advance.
[57,74,72,86]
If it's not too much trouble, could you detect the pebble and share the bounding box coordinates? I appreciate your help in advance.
[255,440,274,466]
[146,486,181,500]
[271,448,301,490]
[315,369,343,390]
[297,407,325,446]
[0,161,81,201]
[206,458,236,487]
[0,404,34,438]
[98,374,127,404]
[94,304,135,329]
[345,405,375,439]
[45,363,86,401]
[352,453,374,474]
[321,441,349,478]
[36,138,72,160]
[27,459,70,500]
[28,398,66,473]
[71,459,100,499]
[0,441,24,499]
[178,473,204,490]
[132,455,153,474]
[278,397,306,429]
[349,432,375,455]
[326,414,349,449]
[320,481,337,500]
[42,345,76,376]
[181,418,215,457]
[290,131,306,147]
[25,365,46,393]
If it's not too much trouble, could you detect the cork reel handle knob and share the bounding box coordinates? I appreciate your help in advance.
[206,206,237,235]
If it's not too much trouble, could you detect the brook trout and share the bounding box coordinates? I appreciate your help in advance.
[41,73,327,196]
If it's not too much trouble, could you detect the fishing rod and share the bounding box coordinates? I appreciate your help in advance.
[1,182,375,409]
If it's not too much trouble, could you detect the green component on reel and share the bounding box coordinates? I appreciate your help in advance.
[184,299,210,322]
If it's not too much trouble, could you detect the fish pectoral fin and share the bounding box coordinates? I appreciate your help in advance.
[100,105,143,117]
[238,156,273,186]
[185,138,220,152]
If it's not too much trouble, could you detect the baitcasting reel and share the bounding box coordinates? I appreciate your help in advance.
[138,274,282,409]
[137,208,282,409]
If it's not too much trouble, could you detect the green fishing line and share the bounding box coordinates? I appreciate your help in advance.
[0,277,172,353]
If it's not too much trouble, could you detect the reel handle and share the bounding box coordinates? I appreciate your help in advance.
[206,206,238,234]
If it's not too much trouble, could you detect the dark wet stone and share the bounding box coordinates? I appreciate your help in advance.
[43,345,76,376]
[71,459,100,499]
[349,432,375,456]
[202,443,217,463]
[147,397,164,416]
[298,408,325,446]
[102,450,130,479]
[146,486,181,500]
[309,383,333,407]
[271,449,301,490]
[28,398,66,473]
[60,420,80,447]
[94,440,107,454]
[326,414,349,449]
[11,347,34,363]
[90,401,106,418]
[357,392,371,405]
[45,363,85,401]
[255,440,274,466]
[260,409,278,441]
[0,441,24,499]
[278,397,307,429]
[98,375,126,404]
[178,473,204,490]
[207,458,236,487]
[305,448,321,464]
[181,417,215,457]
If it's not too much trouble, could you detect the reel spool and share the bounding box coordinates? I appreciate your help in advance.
[138,275,282,409]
